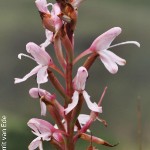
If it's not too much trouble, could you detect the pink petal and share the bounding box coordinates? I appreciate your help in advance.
[28,136,42,150]
[51,3,61,16]
[27,118,54,134]
[41,29,53,49]
[29,88,52,99]
[14,65,41,84]
[26,42,52,65]
[35,0,50,14]
[73,66,88,91]
[83,91,102,113]
[90,27,122,52]
[99,50,119,74]
[78,114,90,125]
[65,91,79,114]
[37,66,48,84]
[104,49,126,66]
[40,99,47,116]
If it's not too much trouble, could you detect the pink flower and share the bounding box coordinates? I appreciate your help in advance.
[65,66,102,114]
[89,27,140,74]
[29,88,53,116]
[28,118,63,150]
[35,0,62,33]
[14,42,53,86]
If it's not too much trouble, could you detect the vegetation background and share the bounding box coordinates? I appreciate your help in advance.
[0,0,149,149]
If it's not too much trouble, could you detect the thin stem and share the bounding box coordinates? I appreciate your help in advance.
[50,64,65,77]
[73,49,92,65]
[83,53,99,70]
[53,37,66,70]
[48,105,65,132]
[47,69,70,102]
[137,97,142,150]
[61,33,74,63]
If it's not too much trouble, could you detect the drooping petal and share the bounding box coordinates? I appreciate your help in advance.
[73,66,88,91]
[14,65,41,84]
[65,91,79,114]
[104,49,126,66]
[35,0,50,14]
[40,99,47,116]
[41,29,53,49]
[90,27,122,52]
[28,136,42,150]
[37,66,48,84]
[26,42,52,65]
[83,91,102,113]
[38,142,43,150]
[99,50,119,74]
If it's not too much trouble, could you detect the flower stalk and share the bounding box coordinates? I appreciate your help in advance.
[14,0,140,150]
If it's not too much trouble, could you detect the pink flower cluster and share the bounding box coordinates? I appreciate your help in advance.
[14,0,140,150]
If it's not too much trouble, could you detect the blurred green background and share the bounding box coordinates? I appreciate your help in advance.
[0,0,150,149]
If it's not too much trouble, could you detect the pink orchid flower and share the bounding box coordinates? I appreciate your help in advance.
[35,0,62,33]
[89,27,140,74]
[65,66,102,114]
[29,88,53,116]
[14,42,53,86]
[28,118,63,150]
